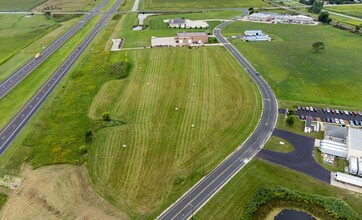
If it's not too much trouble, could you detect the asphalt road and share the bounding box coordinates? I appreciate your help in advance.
[157,10,278,220]
[258,129,331,183]
[0,0,122,155]
[0,0,108,99]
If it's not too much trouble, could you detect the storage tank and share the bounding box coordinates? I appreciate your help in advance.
[349,157,358,175]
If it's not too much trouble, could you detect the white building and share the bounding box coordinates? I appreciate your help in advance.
[243,30,270,42]
[248,12,276,22]
[168,18,186,28]
[348,128,362,158]
[248,12,315,25]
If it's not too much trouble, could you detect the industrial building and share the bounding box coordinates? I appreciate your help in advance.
[177,32,208,45]
[243,30,270,42]
[167,18,209,29]
[247,12,315,24]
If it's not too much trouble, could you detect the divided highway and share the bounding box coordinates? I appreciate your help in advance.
[0,0,108,99]
[0,0,123,155]
[157,11,278,220]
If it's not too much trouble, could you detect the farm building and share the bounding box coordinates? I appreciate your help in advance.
[320,125,362,159]
[177,32,208,45]
[243,30,270,42]
[169,18,186,28]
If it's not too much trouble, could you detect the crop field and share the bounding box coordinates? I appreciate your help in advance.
[326,5,362,19]
[0,0,46,11]
[141,0,269,10]
[196,159,362,219]
[88,47,261,217]
[32,0,101,12]
[223,21,362,109]
[0,14,58,66]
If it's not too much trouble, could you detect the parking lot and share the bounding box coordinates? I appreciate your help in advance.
[287,106,362,126]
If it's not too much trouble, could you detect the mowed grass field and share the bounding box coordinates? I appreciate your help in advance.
[33,0,101,12]
[141,0,269,10]
[195,159,362,219]
[223,21,362,108]
[326,5,362,19]
[88,47,261,217]
[0,0,46,11]
[0,14,58,66]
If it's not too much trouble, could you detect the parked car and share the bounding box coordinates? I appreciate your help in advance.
[339,119,345,125]
[350,120,354,126]
[344,110,349,115]
[306,107,309,111]
[339,110,344,115]
[359,121,362,126]
[297,106,301,111]
[314,108,318,112]
[310,106,314,112]
[358,111,362,117]
[326,117,330,123]
[301,106,305,111]
[335,110,340,114]
[322,108,326,113]
[353,111,358,116]
[326,108,331,113]
[335,118,339,124]
[349,111,353,115]
[354,120,359,126]
[300,115,305,120]
[331,109,335,114]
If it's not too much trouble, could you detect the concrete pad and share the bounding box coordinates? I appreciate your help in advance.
[185,20,208,28]
[330,172,362,194]
[111,39,123,51]
[151,37,177,47]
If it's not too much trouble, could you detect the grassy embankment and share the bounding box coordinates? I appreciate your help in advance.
[141,0,269,10]
[118,11,241,48]
[196,159,362,219]
[326,5,362,19]
[223,21,362,109]
[0,0,46,11]
[0,14,59,67]
[33,0,100,12]
[263,136,293,153]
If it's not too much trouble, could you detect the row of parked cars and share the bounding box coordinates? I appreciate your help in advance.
[296,106,362,117]
[299,115,362,126]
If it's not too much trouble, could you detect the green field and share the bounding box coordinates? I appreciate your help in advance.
[263,136,293,153]
[196,159,362,219]
[0,0,46,11]
[33,0,101,12]
[116,11,241,48]
[326,5,362,19]
[88,47,261,217]
[0,14,58,66]
[223,21,362,108]
[141,0,269,10]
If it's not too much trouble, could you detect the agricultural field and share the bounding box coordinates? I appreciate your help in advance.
[196,159,362,219]
[141,0,269,10]
[32,0,101,12]
[223,21,362,109]
[0,14,58,66]
[326,5,362,19]
[0,165,127,219]
[88,47,261,218]
[118,11,240,48]
[0,0,46,11]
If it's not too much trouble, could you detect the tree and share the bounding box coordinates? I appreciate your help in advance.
[355,24,361,32]
[286,115,295,126]
[312,42,325,53]
[79,145,88,154]
[44,11,52,19]
[318,11,332,24]
[308,0,323,13]
[102,112,111,121]
[85,130,93,143]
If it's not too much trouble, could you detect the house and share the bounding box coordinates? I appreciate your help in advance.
[304,116,313,133]
[177,32,208,45]
[169,18,186,28]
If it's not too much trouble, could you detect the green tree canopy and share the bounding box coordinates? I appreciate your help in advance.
[312,42,325,53]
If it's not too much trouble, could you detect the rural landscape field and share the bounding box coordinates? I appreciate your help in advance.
[0,0,362,219]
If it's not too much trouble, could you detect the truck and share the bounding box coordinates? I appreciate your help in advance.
[35,53,41,59]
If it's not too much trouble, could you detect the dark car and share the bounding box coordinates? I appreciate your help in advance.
[349,111,353,115]
[326,117,330,123]
[301,106,305,111]
[314,108,318,112]
[331,109,335,114]
[353,111,358,116]
[339,110,344,115]
[322,108,326,113]
[360,121,362,126]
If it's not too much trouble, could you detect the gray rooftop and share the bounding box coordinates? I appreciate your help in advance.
[349,128,362,151]
[177,32,208,38]
[325,125,348,140]
[306,116,313,127]
[170,18,185,24]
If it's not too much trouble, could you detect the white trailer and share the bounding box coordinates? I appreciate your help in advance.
[358,158,362,177]
[349,156,358,175]
[335,172,362,187]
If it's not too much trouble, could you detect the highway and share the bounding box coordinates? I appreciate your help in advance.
[157,10,278,220]
[0,0,122,155]
[0,0,108,99]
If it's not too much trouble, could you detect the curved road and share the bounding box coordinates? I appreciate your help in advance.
[0,0,122,155]
[157,10,278,220]
[0,0,108,99]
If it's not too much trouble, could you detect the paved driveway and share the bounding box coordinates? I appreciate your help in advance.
[257,129,331,183]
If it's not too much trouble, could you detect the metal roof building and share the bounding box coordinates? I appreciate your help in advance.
[348,128,362,158]
[244,30,263,36]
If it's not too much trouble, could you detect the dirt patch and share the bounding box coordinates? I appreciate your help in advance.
[0,164,128,220]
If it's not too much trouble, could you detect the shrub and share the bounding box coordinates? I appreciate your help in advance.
[102,112,111,121]
[79,145,88,154]
[85,130,93,143]
[110,62,130,79]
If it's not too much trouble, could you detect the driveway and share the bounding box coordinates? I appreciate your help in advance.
[257,129,331,183]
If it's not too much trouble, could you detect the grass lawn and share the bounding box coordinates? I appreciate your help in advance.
[313,148,348,172]
[326,5,362,19]
[0,14,59,66]
[263,136,293,153]
[276,114,323,139]
[223,21,362,109]
[195,159,362,219]
[141,0,269,10]
[88,46,261,218]
[0,0,46,11]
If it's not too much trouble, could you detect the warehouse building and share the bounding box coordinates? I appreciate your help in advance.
[243,30,270,42]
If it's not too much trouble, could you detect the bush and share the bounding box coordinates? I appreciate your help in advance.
[102,112,111,121]
[85,130,93,143]
[244,185,360,220]
[109,62,130,79]
[79,145,88,154]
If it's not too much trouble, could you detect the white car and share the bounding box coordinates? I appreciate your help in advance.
[335,118,339,124]
[339,119,345,125]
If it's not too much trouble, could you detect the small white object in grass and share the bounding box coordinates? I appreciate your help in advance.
[138,66,141,69]
[123,144,127,147]
[193,83,196,86]
[147,82,150,85]
[215,55,218,57]
[175,107,178,111]
[279,141,284,145]
[216,74,219,77]
[191,124,195,128]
